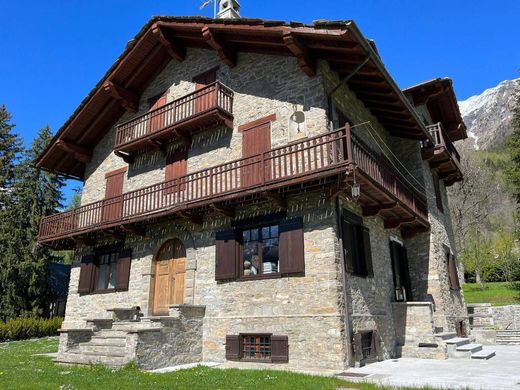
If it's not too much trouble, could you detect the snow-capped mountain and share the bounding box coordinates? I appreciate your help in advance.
[458,78,518,150]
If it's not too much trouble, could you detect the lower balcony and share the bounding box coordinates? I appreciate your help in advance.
[39,126,430,248]
[421,122,462,186]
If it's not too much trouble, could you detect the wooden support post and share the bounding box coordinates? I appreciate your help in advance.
[283,31,316,77]
[362,202,398,217]
[151,23,186,62]
[114,150,134,164]
[201,26,237,68]
[121,225,146,237]
[174,129,192,148]
[147,138,167,154]
[56,140,92,163]
[178,211,203,226]
[384,217,416,230]
[102,81,139,112]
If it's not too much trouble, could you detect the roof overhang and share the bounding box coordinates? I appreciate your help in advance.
[403,78,467,141]
[36,16,430,180]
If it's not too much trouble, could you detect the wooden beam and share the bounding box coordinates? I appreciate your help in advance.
[151,23,186,62]
[201,26,237,68]
[362,202,397,217]
[72,236,96,246]
[147,138,167,154]
[210,203,235,218]
[102,81,138,112]
[401,225,429,239]
[114,150,135,164]
[121,225,146,237]
[56,140,92,163]
[282,31,316,77]
[178,211,203,225]
[174,129,192,148]
[263,191,287,209]
[384,217,416,230]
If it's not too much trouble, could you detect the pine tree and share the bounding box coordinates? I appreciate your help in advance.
[0,124,65,320]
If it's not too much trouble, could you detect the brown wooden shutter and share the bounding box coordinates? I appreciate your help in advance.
[279,217,305,275]
[271,335,289,363]
[115,248,132,291]
[215,229,237,281]
[448,254,461,290]
[353,332,363,363]
[362,227,373,277]
[78,254,95,294]
[165,149,188,193]
[225,335,241,361]
[342,217,354,273]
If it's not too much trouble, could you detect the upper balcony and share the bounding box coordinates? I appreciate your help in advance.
[39,125,429,248]
[114,82,234,157]
[421,122,462,186]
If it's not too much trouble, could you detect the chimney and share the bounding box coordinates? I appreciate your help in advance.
[217,0,240,19]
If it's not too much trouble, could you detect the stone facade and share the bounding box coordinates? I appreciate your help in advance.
[59,47,468,370]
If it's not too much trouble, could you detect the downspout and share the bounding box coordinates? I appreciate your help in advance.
[335,195,353,368]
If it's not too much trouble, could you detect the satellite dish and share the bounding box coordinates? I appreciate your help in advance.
[290,111,306,133]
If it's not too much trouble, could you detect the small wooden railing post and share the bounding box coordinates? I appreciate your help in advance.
[345,124,353,164]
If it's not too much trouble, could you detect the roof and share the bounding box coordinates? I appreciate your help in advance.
[403,78,467,141]
[36,16,431,179]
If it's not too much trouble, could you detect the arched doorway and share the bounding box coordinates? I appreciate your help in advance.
[151,239,186,316]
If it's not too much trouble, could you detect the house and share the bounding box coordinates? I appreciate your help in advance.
[35,3,477,370]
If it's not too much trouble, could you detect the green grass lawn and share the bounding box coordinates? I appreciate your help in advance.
[463,282,520,306]
[0,337,422,390]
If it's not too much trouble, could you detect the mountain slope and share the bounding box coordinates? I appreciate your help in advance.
[458,78,518,150]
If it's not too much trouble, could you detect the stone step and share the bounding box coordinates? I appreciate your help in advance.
[112,321,148,331]
[456,343,483,353]
[471,350,496,360]
[55,352,129,367]
[496,331,520,336]
[433,332,458,340]
[79,344,128,356]
[95,330,129,338]
[90,336,127,347]
[445,337,470,346]
[497,340,520,345]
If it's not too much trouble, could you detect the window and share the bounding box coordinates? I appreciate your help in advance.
[433,172,444,212]
[242,335,272,361]
[215,215,304,281]
[353,331,380,365]
[341,210,373,277]
[242,224,279,277]
[95,251,118,291]
[226,334,289,363]
[78,247,132,294]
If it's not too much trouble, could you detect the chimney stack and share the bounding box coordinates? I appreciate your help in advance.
[217,0,241,19]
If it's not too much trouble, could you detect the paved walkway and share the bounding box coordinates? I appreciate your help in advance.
[345,345,520,390]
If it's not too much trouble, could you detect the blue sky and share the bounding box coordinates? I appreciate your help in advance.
[0,0,518,204]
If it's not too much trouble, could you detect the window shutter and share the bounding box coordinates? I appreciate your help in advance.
[279,217,305,275]
[116,248,132,291]
[225,335,241,361]
[342,217,354,273]
[78,255,95,294]
[399,245,413,300]
[448,254,460,290]
[353,332,363,363]
[215,229,237,280]
[271,335,289,363]
[362,227,373,277]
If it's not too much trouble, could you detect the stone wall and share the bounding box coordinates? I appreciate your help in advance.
[468,303,520,331]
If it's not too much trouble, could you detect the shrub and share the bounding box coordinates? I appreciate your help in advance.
[0,317,63,342]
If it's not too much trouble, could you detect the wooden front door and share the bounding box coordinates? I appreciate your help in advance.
[241,121,272,187]
[390,240,412,302]
[148,90,168,133]
[193,68,217,114]
[102,168,125,222]
[152,239,186,316]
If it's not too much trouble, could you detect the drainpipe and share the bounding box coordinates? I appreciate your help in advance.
[335,195,353,368]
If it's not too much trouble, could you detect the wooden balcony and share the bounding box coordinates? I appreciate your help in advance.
[39,126,429,248]
[421,122,463,186]
[114,82,234,157]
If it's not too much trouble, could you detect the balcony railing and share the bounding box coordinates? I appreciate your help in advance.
[39,126,428,243]
[424,122,461,163]
[114,81,234,152]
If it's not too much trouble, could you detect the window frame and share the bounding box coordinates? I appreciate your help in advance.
[91,245,122,294]
[240,333,273,362]
[238,222,281,281]
[342,209,373,278]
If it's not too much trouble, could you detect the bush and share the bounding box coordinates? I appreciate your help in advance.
[0,317,63,342]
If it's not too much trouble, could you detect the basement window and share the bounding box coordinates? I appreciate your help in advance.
[242,335,272,361]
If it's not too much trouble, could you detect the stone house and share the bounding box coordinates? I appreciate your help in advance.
[36,8,472,370]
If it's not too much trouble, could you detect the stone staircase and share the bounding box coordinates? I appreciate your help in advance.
[55,305,205,369]
[444,336,496,360]
[496,330,520,345]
